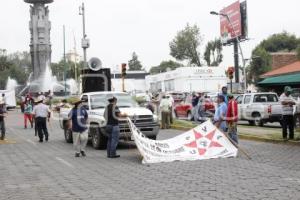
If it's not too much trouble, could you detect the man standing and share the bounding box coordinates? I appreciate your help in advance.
[0,100,7,140]
[280,86,296,140]
[221,86,228,104]
[226,94,238,144]
[104,96,127,158]
[166,94,174,124]
[191,92,199,121]
[32,97,51,142]
[213,95,227,133]
[159,95,172,129]
[68,98,88,157]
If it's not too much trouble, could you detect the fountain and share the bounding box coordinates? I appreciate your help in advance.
[6,77,18,91]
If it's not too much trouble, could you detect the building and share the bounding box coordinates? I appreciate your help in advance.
[258,61,300,92]
[111,71,149,93]
[145,67,227,93]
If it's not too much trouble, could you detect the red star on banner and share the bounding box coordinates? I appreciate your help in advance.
[184,128,223,156]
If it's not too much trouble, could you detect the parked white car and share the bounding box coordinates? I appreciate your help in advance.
[236,92,283,126]
[59,91,160,149]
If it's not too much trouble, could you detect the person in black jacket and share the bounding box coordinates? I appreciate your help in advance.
[104,96,127,158]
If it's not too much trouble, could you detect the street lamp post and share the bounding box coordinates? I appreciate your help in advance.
[79,2,89,69]
[210,11,247,91]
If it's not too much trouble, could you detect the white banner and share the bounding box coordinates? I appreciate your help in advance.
[128,119,238,164]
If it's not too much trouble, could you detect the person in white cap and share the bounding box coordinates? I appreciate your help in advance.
[67,97,89,157]
[0,100,7,140]
[32,96,51,142]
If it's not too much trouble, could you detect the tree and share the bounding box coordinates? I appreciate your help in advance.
[128,52,143,71]
[149,60,183,74]
[204,39,223,66]
[51,60,84,81]
[248,32,300,84]
[169,24,203,66]
[296,45,300,60]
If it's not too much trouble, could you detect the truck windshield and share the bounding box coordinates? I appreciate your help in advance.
[90,93,138,110]
[253,94,278,103]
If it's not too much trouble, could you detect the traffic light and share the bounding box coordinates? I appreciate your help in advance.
[227,67,234,80]
[121,63,127,77]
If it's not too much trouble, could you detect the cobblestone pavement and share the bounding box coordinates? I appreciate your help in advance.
[0,110,300,200]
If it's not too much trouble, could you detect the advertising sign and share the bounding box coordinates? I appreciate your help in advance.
[220,1,242,44]
[129,118,238,164]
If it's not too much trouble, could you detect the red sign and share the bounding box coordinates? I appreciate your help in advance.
[220,1,242,43]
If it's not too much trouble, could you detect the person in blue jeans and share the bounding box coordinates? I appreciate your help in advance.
[213,95,228,133]
[104,96,128,158]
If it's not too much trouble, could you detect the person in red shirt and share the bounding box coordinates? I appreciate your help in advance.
[226,94,238,144]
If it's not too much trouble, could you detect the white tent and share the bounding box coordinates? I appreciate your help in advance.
[0,90,17,108]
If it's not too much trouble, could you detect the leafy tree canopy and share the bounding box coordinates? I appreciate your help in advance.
[204,38,223,66]
[128,52,143,71]
[169,24,203,66]
[149,60,183,74]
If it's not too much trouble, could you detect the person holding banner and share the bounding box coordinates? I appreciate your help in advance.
[159,95,172,129]
[104,96,128,158]
[213,95,227,132]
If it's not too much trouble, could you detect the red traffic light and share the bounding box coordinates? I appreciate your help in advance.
[227,67,234,79]
[121,63,127,77]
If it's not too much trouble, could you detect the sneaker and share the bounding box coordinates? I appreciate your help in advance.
[80,151,86,157]
[75,153,80,157]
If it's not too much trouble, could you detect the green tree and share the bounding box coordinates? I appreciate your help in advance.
[169,24,203,66]
[51,60,84,81]
[128,52,143,71]
[204,38,223,66]
[296,45,300,60]
[149,60,183,74]
[0,50,30,89]
[249,32,300,84]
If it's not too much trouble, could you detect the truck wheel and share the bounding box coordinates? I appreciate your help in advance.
[90,126,107,150]
[148,135,157,140]
[253,113,263,127]
[248,120,255,126]
[64,128,73,143]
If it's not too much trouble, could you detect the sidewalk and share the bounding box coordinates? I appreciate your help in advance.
[171,120,300,145]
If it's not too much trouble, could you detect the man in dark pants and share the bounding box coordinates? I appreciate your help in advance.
[32,97,51,142]
[280,86,296,140]
[104,96,127,158]
[0,100,7,140]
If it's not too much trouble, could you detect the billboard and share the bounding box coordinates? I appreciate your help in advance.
[220,1,247,44]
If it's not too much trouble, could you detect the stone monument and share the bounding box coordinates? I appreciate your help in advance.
[24,0,53,92]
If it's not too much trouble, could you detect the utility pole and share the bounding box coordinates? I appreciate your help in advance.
[79,2,89,69]
[63,25,67,96]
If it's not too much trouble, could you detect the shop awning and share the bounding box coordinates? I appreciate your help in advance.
[258,73,300,85]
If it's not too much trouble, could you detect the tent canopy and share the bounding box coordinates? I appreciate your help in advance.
[258,73,300,86]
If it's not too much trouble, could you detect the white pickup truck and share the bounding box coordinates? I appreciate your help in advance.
[236,92,283,126]
[59,91,160,149]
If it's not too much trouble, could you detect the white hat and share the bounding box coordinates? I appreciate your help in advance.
[35,96,44,103]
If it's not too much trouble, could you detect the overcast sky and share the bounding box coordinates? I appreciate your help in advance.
[1,0,300,72]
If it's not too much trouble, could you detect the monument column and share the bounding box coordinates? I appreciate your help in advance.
[24,0,53,81]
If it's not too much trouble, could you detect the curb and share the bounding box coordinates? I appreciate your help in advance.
[170,125,300,145]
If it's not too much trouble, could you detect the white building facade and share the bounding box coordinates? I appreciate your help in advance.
[145,67,228,93]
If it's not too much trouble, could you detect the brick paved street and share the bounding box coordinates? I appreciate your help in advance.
[0,110,300,200]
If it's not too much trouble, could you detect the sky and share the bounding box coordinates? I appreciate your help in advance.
[0,0,300,72]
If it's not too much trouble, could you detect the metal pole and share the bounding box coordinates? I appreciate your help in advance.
[81,3,87,68]
[233,40,239,83]
[63,25,67,96]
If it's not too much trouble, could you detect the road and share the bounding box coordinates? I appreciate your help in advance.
[0,110,300,200]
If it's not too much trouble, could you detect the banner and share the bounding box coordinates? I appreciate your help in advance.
[129,119,238,164]
[220,1,242,44]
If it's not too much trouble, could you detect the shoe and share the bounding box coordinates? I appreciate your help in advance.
[24,127,27,129]
[109,155,120,158]
[75,153,80,157]
[45,137,48,142]
[39,140,43,142]
[81,151,86,157]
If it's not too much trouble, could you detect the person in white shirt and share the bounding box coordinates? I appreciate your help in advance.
[32,97,51,142]
[280,86,296,140]
[166,94,175,124]
[159,95,172,129]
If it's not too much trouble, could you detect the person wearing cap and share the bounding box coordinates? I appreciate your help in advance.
[0,100,7,140]
[280,86,296,140]
[32,96,51,142]
[104,96,127,158]
[213,95,228,132]
[226,94,238,144]
[68,98,88,157]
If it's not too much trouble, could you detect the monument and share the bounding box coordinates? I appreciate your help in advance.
[24,0,54,93]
